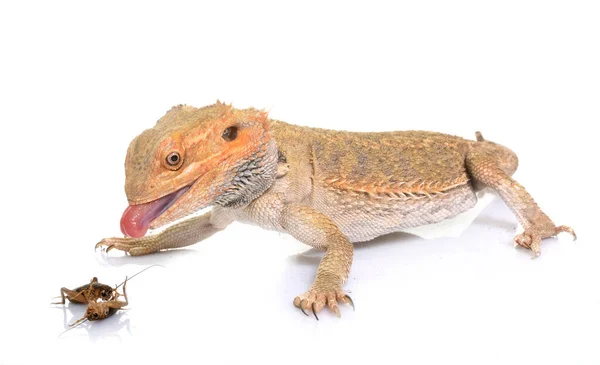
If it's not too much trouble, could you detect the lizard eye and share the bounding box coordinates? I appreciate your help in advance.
[92,313,99,319]
[166,152,181,166]
[222,126,238,142]
[105,309,110,315]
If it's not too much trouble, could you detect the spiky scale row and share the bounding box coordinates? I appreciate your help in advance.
[323,175,469,201]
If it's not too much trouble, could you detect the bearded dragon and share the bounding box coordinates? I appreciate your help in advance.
[96,101,576,318]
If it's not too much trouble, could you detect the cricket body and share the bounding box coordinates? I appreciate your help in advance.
[70,279,129,327]
[52,265,156,306]
[97,102,575,318]
[53,277,115,305]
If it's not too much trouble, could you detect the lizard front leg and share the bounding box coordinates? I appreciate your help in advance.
[466,143,576,256]
[280,204,354,319]
[96,209,233,256]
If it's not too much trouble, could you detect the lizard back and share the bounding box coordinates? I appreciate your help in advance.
[271,121,477,242]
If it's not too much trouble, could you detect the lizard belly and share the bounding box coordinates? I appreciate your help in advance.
[235,171,476,243]
[316,184,477,243]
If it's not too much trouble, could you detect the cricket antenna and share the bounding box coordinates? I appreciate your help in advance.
[58,318,89,338]
[114,264,161,289]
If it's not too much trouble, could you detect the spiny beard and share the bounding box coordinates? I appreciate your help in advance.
[214,139,278,209]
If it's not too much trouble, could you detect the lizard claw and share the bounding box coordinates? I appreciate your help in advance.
[343,295,355,311]
[293,287,352,319]
[556,225,577,241]
[95,239,117,254]
[94,241,106,252]
[95,239,112,252]
[296,300,309,316]
[94,237,157,256]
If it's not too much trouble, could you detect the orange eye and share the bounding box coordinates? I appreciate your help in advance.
[166,152,181,166]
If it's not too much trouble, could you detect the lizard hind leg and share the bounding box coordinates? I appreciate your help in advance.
[466,140,576,256]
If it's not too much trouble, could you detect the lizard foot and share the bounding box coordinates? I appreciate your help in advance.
[95,237,157,256]
[293,287,354,320]
[513,224,576,257]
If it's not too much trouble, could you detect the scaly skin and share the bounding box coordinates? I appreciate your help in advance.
[96,102,576,318]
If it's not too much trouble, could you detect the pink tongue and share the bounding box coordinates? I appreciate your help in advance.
[120,186,190,238]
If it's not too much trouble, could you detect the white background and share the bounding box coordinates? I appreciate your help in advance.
[0,1,598,364]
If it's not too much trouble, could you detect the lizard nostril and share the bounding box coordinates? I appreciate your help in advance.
[222,126,238,141]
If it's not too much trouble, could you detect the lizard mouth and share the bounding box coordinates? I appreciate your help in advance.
[120,185,191,238]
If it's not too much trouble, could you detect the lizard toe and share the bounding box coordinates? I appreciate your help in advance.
[556,225,577,240]
[95,236,160,256]
[293,288,352,319]
[514,232,541,257]
[95,239,109,251]
[96,237,130,254]
[514,233,532,249]
[340,294,355,311]
[513,223,575,258]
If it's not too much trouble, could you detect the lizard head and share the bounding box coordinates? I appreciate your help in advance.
[120,102,278,238]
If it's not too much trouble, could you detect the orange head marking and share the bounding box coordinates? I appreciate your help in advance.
[120,102,279,237]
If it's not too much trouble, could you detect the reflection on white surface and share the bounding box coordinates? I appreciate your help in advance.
[1,1,597,363]
[57,304,132,341]
[40,196,593,359]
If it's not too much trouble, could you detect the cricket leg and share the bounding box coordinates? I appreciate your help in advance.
[104,279,129,319]
[111,278,128,308]
[52,288,72,305]
[466,138,576,256]
[96,209,233,256]
[280,204,354,319]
